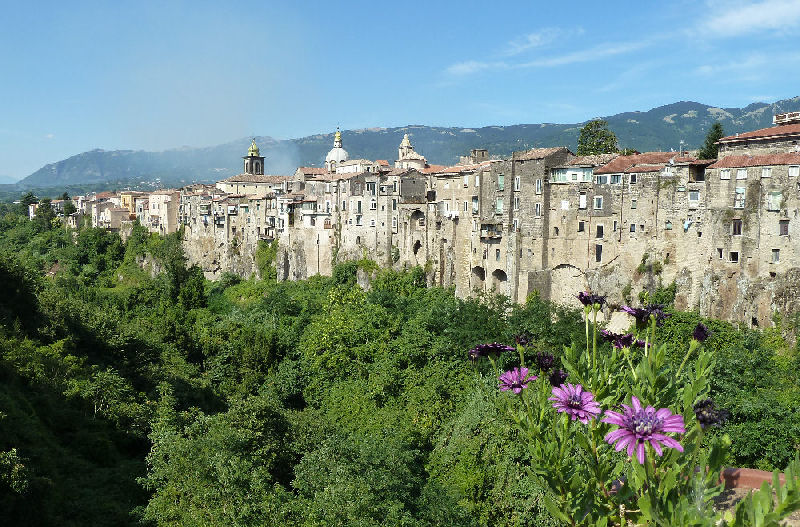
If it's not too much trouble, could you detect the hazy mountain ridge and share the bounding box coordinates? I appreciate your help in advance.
[16,96,800,189]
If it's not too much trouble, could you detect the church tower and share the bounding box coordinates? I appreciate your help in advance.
[243,138,265,175]
[325,128,349,172]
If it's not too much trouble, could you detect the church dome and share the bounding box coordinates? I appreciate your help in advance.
[325,129,349,168]
[248,138,260,157]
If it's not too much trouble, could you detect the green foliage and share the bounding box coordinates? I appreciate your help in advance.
[255,239,277,280]
[577,119,618,155]
[698,121,725,160]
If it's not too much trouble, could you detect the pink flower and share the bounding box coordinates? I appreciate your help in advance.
[602,396,685,464]
[549,383,602,424]
[499,367,537,394]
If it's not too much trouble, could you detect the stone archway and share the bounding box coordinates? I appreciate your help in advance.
[492,268,508,296]
[472,265,486,291]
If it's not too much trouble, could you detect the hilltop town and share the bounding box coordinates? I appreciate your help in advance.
[32,112,800,328]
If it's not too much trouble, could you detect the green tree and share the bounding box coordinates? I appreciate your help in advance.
[576,119,618,155]
[63,200,77,216]
[698,121,724,159]
[19,192,37,207]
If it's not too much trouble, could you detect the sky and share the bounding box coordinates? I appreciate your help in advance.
[1,0,800,182]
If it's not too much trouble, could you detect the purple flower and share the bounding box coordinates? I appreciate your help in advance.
[692,323,712,343]
[549,383,602,424]
[600,330,636,349]
[693,399,730,429]
[602,396,685,464]
[621,304,671,327]
[514,333,531,347]
[578,291,606,307]
[548,368,569,387]
[499,367,537,394]
[535,352,555,371]
[469,342,514,360]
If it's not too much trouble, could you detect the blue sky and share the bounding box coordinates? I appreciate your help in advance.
[1,0,800,181]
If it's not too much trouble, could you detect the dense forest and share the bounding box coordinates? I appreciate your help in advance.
[0,201,798,526]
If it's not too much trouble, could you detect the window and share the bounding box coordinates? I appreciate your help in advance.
[717,248,723,259]
[736,168,748,180]
[631,198,637,209]
[596,174,609,185]
[496,249,501,261]
[780,219,789,236]
[370,200,377,210]
[357,200,362,213]
[772,249,780,263]
[392,217,397,230]
[579,192,587,209]
[367,182,377,195]
[464,201,469,212]
[496,198,504,214]
[392,199,397,211]
[498,175,505,191]
[513,196,520,210]
[342,200,346,211]
[734,187,746,209]
[463,175,469,188]
[554,226,559,236]
[762,167,772,178]
[720,169,731,180]
[514,176,521,191]
[630,224,636,233]
[356,215,362,226]
[370,219,375,227]
[790,166,800,178]
[578,221,585,232]
[594,196,603,209]
[613,220,618,232]
[535,179,542,194]
[665,220,672,230]
[732,219,742,235]
[513,219,519,231]
[595,244,603,262]
[326,200,331,213]
[629,174,637,184]
[596,224,604,238]
[535,202,541,217]
[472,196,479,214]
[689,190,700,202]
[475,174,480,187]
[729,251,739,263]
[611,174,622,185]
[767,191,782,211]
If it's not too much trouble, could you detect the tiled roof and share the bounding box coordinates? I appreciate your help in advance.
[557,153,619,168]
[376,160,389,166]
[296,167,328,175]
[513,147,568,161]
[719,123,800,143]
[595,152,696,174]
[432,161,495,175]
[708,153,800,169]
[221,174,293,183]
[422,164,447,174]
[624,165,663,173]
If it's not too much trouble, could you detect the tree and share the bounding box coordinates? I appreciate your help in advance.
[698,121,724,160]
[577,120,618,155]
[63,200,77,216]
[19,192,37,207]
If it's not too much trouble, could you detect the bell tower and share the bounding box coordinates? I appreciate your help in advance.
[243,138,265,175]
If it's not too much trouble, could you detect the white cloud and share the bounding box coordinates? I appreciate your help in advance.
[44,133,55,139]
[504,28,560,56]
[702,0,800,36]
[694,51,800,78]
[445,39,648,77]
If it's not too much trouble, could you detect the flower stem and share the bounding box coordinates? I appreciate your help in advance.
[676,340,699,378]
[592,306,598,373]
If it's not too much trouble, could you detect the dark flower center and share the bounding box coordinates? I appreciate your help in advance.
[629,411,663,437]
[567,393,583,408]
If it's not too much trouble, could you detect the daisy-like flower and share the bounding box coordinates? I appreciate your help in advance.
[498,367,537,394]
[693,399,730,429]
[692,323,712,343]
[469,342,514,360]
[534,352,555,371]
[548,368,568,387]
[600,330,636,349]
[577,291,606,307]
[602,396,685,464]
[549,383,602,424]
[621,304,671,327]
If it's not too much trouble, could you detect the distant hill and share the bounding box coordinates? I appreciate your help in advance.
[15,96,800,190]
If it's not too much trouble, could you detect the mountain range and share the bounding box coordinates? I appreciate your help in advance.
[12,96,800,191]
